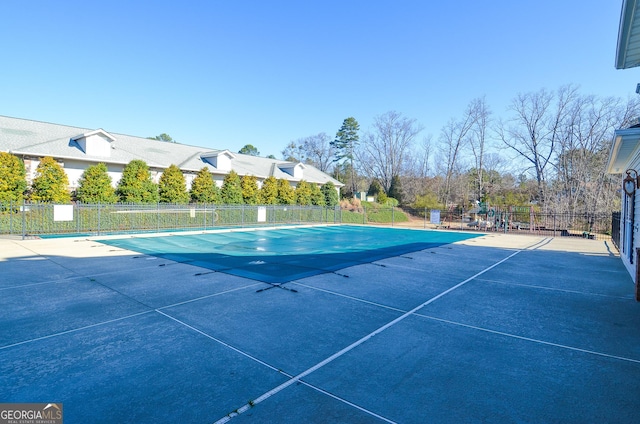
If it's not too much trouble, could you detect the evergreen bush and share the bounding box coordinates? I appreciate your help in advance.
[116,160,159,203]
[241,175,259,205]
[190,167,220,203]
[0,152,27,204]
[30,156,71,203]
[258,176,278,205]
[76,163,118,204]
[221,170,243,204]
[158,164,189,203]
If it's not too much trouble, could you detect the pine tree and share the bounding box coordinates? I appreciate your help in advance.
[331,117,360,196]
[388,175,403,205]
[190,167,220,203]
[321,182,339,207]
[258,176,278,205]
[76,163,117,203]
[310,183,325,206]
[367,180,384,198]
[295,180,312,205]
[0,152,27,204]
[30,156,71,203]
[238,144,260,156]
[277,179,295,205]
[241,175,259,205]
[158,164,189,203]
[116,160,159,203]
[221,170,243,204]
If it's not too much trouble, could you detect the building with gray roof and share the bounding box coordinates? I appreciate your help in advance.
[0,116,343,194]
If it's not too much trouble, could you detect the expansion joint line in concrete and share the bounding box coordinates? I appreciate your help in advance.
[418,314,640,365]
[0,311,154,350]
[154,310,394,424]
[212,249,523,424]
[0,284,261,350]
[154,310,284,374]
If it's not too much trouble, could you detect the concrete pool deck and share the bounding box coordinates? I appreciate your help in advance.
[1,227,639,423]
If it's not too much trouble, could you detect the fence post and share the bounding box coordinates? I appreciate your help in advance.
[392,206,395,226]
[424,207,427,229]
[530,206,534,234]
[9,200,13,235]
[203,204,207,230]
[76,203,80,234]
[504,207,509,234]
[21,199,26,240]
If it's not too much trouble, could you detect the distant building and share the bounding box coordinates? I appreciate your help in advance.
[0,116,343,195]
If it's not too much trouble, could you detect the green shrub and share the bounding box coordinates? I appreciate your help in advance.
[116,160,159,203]
[76,163,118,204]
[158,164,189,203]
[221,170,243,204]
[295,180,312,205]
[258,176,278,204]
[241,175,259,205]
[384,197,399,207]
[190,167,220,203]
[321,182,339,207]
[277,179,295,205]
[412,192,444,210]
[0,152,27,204]
[310,184,325,206]
[30,157,71,203]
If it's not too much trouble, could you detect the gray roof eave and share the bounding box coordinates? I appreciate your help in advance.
[616,0,640,69]
[8,150,165,169]
[608,127,640,173]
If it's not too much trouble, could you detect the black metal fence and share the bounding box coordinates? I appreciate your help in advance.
[386,206,614,241]
[0,202,340,238]
[0,201,618,241]
[611,211,621,249]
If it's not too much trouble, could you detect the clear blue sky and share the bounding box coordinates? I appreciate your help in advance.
[1,0,639,158]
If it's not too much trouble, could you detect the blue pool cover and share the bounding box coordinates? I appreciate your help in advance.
[98,225,481,283]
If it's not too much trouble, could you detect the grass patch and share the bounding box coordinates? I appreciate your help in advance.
[367,209,408,223]
[339,207,409,224]
[340,210,365,224]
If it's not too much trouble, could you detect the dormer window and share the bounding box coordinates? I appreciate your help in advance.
[278,162,305,179]
[71,129,116,158]
[201,150,235,171]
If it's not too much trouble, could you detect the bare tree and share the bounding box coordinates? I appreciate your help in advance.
[299,132,335,172]
[281,141,306,162]
[467,97,492,202]
[438,103,475,205]
[357,111,423,193]
[552,94,640,215]
[496,85,578,206]
[414,135,433,178]
[552,94,607,213]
